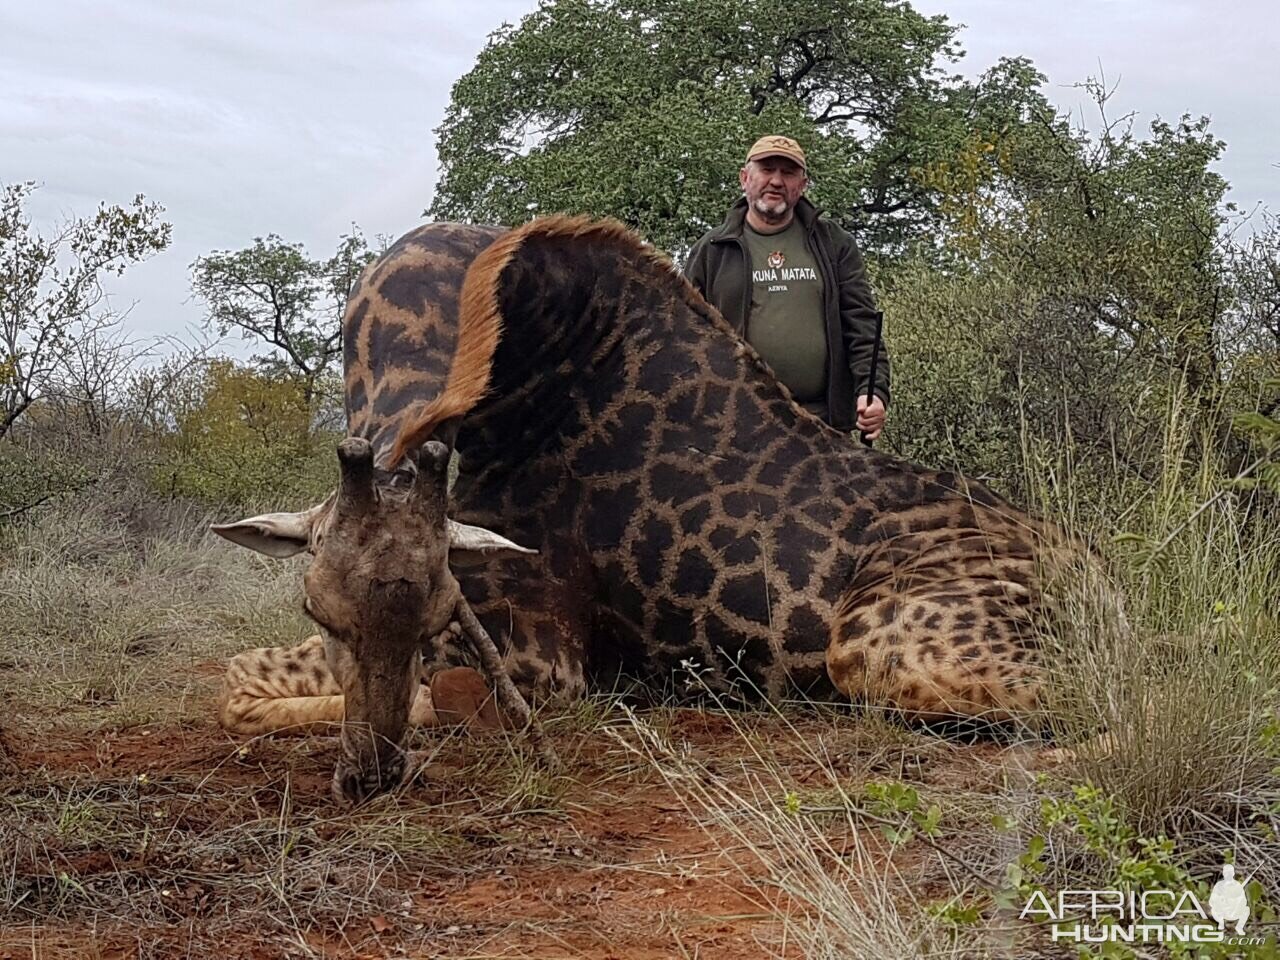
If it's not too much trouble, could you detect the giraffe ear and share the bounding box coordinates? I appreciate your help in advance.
[447,519,537,568]
[211,499,331,559]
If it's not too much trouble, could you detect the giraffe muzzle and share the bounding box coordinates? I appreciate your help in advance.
[332,738,408,805]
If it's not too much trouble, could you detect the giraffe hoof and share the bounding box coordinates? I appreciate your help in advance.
[1039,729,1121,767]
[1038,745,1076,766]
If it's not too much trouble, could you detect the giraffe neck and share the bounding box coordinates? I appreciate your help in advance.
[342,223,504,463]
[455,227,868,502]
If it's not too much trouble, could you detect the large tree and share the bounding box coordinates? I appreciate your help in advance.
[430,0,1049,252]
[191,231,375,408]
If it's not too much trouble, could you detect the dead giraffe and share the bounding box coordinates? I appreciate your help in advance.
[214,216,1117,799]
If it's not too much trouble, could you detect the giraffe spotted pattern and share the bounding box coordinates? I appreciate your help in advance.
[219,216,1116,751]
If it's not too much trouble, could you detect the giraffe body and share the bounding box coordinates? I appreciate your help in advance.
[217,216,1115,796]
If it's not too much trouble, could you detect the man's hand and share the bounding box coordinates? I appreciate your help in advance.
[856,395,886,441]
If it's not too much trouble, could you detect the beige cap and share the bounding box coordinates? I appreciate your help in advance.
[745,135,807,170]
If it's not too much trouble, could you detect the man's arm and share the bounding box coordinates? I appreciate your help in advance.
[682,236,710,295]
[834,232,891,408]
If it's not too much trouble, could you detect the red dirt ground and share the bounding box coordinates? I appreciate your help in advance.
[0,681,1027,960]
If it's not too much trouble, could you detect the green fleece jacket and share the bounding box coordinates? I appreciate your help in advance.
[683,197,890,431]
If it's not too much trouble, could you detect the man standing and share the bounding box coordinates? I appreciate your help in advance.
[684,135,889,439]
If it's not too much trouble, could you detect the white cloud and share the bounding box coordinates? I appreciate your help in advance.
[1,0,1275,344]
[0,0,532,342]
[920,0,1279,209]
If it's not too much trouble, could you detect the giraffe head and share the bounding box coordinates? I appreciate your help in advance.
[212,436,533,803]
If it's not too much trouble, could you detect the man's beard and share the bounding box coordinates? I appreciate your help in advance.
[752,196,790,219]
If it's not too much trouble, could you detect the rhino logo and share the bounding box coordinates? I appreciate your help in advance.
[1209,863,1251,935]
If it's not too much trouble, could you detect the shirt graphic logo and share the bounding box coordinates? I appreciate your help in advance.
[767,251,785,269]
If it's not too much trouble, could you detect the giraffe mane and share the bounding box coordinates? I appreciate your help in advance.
[387,215,734,468]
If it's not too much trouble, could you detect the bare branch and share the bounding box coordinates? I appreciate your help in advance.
[0,182,169,441]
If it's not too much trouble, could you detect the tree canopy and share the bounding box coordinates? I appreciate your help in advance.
[430,0,1050,252]
[430,2,1277,499]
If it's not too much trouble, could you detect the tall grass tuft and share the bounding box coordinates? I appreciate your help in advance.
[610,702,1009,959]
[1028,387,1280,844]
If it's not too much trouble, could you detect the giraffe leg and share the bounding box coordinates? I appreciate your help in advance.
[219,634,438,737]
[219,635,342,736]
[826,585,1041,726]
[1039,694,1158,765]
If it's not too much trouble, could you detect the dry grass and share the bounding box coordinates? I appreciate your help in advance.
[1030,407,1280,849]
[3,439,1279,958]
[0,497,311,729]
[0,498,787,955]
[609,705,1009,958]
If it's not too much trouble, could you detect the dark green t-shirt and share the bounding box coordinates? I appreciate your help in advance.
[741,219,827,403]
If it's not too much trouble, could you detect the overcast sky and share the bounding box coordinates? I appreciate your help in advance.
[3,0,1276,348]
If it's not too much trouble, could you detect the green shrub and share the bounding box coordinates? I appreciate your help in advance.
[151,360,338,510]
